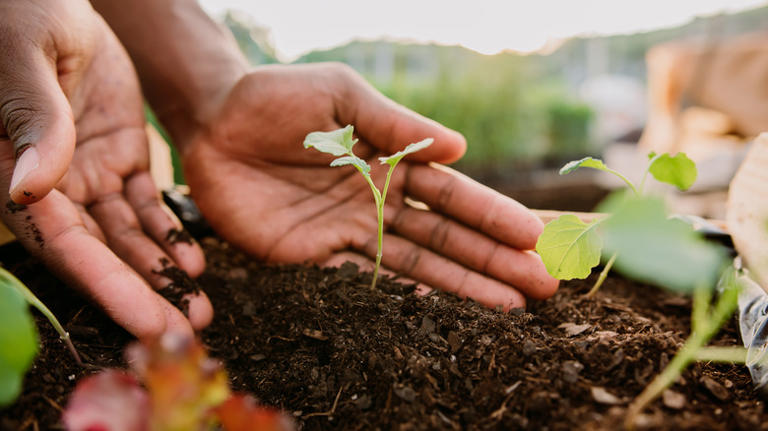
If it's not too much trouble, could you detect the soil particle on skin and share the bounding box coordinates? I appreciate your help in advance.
[154,257,201,316]
[5,200,26,214]
[26,220,44,248]
[165,228,194,245]
[2,237,768,430]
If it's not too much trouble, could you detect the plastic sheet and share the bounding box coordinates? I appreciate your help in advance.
[736,258,768,388]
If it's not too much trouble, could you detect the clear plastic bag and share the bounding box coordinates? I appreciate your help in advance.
[737,258,768,388]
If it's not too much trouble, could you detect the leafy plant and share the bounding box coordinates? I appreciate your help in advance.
[0,266,80,407]
[303,125,432,289]
[535,152,755,428]
[536,152,699,296]
[63,333,293,431]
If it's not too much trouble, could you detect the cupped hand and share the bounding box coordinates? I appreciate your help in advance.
[182,63,558,309]
[0,0,211,338]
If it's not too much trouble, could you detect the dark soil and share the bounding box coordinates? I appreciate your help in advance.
[165,228,194,245]
[1,238,767,431]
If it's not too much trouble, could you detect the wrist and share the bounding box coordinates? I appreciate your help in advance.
[153,64,246,148]
[91,0,249,149]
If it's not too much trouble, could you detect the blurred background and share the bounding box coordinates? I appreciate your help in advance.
[170,1,768,216]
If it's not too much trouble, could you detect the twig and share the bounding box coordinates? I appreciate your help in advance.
[303,386,344,419]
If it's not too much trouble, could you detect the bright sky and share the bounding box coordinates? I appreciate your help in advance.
[199,0,767,61]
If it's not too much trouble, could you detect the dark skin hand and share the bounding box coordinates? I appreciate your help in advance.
[0,0,211,339]
[182,63,558,309]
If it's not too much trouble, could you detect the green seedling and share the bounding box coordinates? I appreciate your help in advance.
[624,262,748,429]
[536,152,754,428]
[536,152,698,296]
[303,125,433,289]
[0,266,81,406]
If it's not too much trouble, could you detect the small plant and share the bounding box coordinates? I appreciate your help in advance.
[0,266,80,407]
[535,153,756,428]
[63,333,293,431]
[536,152,699,296]
[303,125,433,289]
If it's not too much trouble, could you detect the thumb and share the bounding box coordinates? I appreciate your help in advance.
[0,33,75,204]
[333,65,467,164]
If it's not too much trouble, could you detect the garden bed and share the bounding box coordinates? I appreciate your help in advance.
[2,236,766,430]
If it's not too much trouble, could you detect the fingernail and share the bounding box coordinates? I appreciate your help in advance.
[9,146,39,195]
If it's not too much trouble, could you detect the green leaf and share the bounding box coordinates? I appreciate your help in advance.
[330,155,371,176]
[648,152,697,191]
[601,196,725,292]
[0,281,38,406]
[303,125,357,156]
[559,157,610,175]
[536,215,603,280]
[378,138,434,166]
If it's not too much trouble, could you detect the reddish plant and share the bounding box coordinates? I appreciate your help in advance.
[63,333,293,431]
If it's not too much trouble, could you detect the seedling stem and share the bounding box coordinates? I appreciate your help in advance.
[303,125,432,290]
[0,267,82,366]
[625,277,742,429]
[585,252,616,298]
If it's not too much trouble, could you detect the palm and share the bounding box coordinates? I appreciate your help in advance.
[184,64,558,309]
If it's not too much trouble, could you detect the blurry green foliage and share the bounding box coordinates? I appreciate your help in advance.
[378,69,594,171]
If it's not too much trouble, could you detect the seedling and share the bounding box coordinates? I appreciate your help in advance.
[624,262,748,429]
[0,266,80,407]
[303,125,433,289]
[535,153,756,428]
[536,152,698,296]
[63,333,293,431]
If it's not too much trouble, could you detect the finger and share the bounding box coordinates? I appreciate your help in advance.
[158,295,195,338]
[124,171,205,277]
[405,163,544,251]
[332,65,466,164]
[74,202,107,243]
[88,193,175,287]
[88,192,214,329]
[362,234,526,310]
[0,29,75,204]
[185,293,214,331]
[391,207,558,300]
[0,188,175,340]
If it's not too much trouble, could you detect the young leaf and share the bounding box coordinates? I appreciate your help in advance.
[560,157,638,193]
[0,281,37,406]
[330,155,371,175]
[302,125,357,156]
[378,138,434,166]
[559,157,609,175]
[63,370,149,431]
[126,333,231,431]
[601,196,725,292]
[648,152,697,191]
[536,215,603,280]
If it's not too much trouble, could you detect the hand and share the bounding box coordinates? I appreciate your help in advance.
[180,63,558,309]
[0,0,211,338]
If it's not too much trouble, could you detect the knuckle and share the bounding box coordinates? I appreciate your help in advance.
[399,245,422,274]
[0,97,39,145]
[436,175,457,212]
[428,218,450,251]
[326,61,356,77]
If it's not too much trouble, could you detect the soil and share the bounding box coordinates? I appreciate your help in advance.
[165,228,194,245]
[1,237,767,431]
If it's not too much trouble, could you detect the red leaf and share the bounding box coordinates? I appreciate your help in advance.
[63,370,149,431]
[216,394,295,431]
